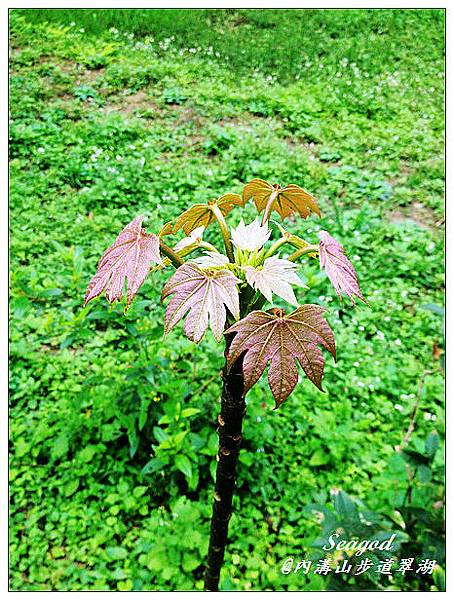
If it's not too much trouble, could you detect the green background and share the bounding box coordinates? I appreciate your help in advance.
[9,8,444,591]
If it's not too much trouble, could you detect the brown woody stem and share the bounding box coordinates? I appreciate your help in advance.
[204,334,245,591]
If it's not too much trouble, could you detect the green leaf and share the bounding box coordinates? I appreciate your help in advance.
[332,490,357,518]
[106,546,128,561]
[182,554,201,572]
[175,455,192,479]
[181,408,201,418]
[60,335,76,350]
[51,434,69,460]
[146,547,168,570]
[133,486,147,498]
[309,448,330,466]
[153,426,169,443]
[417,464,432,483]
[128,428,139,458]
[64,479,79,497]
[173,431,188,447]
[79,445,97,463]
[141,457,166,475]
[425,431,440,460]
[433,566,445,591]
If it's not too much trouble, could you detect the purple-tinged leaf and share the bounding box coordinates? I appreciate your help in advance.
[318,231,367,304]
[84,216,162,309]
[225,305,336,408]
[162,263,240,343]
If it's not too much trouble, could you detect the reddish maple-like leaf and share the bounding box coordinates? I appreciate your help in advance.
[242,178,320,220]
[173,194,245,235]
[318,230,367,304]
[84,216,162,309]
[225,305,336,408]
[162,263,240,343]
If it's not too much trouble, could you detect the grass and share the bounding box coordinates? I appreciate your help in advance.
[13,8,444,82]
[9,8,445,592]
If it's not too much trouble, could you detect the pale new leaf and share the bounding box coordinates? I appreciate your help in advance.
[245,256,306,307]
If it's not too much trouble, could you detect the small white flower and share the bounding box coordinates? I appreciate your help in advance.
[394,339,402,346]
[174,226,205,252]
[231,218,271,252]
[245,257,306,307]
[394,404,403,412]
[194,252,230,267]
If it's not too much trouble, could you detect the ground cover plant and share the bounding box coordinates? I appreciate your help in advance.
[9,8,444,591]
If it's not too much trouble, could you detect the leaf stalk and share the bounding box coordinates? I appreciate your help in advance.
[261,189,278,225]
[287,244,319,262]
[211,205,235,262]
[159,240,185,267]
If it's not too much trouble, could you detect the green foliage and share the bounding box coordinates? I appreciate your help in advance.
[9,9,444,591]
[305,430,444,591]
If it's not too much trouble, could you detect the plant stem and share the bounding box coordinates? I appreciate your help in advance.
[200,241,219,253]
[261,189,278,225]
[159,239,184,267]
[263,236,289,259]
[211,205,235,262]
[159,240,220,270]
[287,244,319,262]
[204,334,245,591]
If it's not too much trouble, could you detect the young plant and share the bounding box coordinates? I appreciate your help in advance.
[84,178,367,591]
